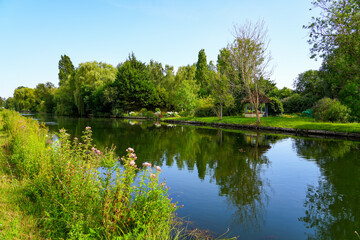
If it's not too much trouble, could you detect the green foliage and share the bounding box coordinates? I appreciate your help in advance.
[282,93,319,113]
[312,97,350,123]
[54,74,77,116]
[339,83,360,121]
[268,97,284,116]
[115,54,157,110]
[34,82,55,113]
[173,79,199,116]
[209,74,234,120]
[74,61,117,116]
[1,110,179,239]
[195,49,211,97]
[58,54,75,87]
[293,70,324,97]
[13,87,36,112]
[305,0,360,60]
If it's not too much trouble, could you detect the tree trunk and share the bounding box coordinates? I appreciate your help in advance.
[220,104,223,120]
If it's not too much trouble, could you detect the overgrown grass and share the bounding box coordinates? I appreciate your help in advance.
[164,115,360,134]
[0,109,180,239]
[0,115,42,239]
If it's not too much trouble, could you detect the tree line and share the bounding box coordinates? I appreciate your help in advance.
[2,0,360,122]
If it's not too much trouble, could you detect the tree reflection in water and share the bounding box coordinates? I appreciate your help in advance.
[295,138,360,240]
[48,117,285,231]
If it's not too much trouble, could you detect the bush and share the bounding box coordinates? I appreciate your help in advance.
[145,110,155,118]
[139,108,147,116]
[282,93,318,113]
[1,110,179,239]
[312,97,350,122]
[194,107,214,117]
[268,97,284,116]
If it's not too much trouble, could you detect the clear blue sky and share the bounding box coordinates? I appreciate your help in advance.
[0,0,321,98]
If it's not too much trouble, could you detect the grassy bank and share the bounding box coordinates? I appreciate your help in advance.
[0,117,41,239]
[164,115,360,134]
[0,109,180,239]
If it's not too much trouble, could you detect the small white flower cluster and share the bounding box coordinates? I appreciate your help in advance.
[164,111,178,117]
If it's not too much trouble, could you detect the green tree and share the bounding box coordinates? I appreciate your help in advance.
[34,82,55,113]
[58,55,75,86]
[114,53,156,110]
[293,70,325,97]
[5,97,15,109]
[195,49,210,97]
[13,87,36,112]
[0,97,5,107]
[173,65,199,114]
[305,0,360,63]
[209,73,234,120]
[74,61,117,116]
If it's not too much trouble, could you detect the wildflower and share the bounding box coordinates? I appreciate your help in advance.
[86,126,91,130]
[130,160,135,166]
[79,143,82,145]
[126,147,134,153]
[150,173,156,178]
[91,147,95,151]
[156,166,162,172]
[130,153,137,159]
[97,150,101,155]
[74,137,78,140]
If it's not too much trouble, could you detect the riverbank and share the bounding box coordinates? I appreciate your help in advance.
[163,116,360,139]
[0,120,41,239]
[0,109,182,239]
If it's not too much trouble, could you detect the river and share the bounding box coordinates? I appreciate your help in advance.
[32,114,360,239]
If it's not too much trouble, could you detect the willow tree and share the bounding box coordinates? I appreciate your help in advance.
[229,20,272,124]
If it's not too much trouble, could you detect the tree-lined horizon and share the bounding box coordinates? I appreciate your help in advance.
[3,0,360,122]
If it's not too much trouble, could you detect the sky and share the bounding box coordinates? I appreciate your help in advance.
[0,0,321,98]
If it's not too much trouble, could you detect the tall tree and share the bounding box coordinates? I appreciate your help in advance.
[228,20,272,124]
[34,82,55,112]
[209,73,234,120]
[195,49,210,96]
[114,53,156,110]
[74,61,117,116]
[58,55,75,86]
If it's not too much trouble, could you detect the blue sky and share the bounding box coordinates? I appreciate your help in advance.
[0,0,321,98]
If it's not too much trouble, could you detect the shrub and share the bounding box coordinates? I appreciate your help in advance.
[145,110,155,118]
[312,97,350,122]
[282,93,319,113]
[268,97,284,116]
[155,108,161,113]
[194,107,214,117]
[139,108,147,116]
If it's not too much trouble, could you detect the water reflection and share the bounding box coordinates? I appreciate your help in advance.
[295,138,360,239]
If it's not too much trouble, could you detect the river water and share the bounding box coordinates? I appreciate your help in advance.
[33,114,360,239]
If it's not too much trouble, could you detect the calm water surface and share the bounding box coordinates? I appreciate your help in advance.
[33,114,360,239]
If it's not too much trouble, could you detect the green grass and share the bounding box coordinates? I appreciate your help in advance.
[164,115,360,134]
[0,130,41,239]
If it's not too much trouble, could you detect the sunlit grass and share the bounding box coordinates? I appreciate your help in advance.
[0,130,41,239]
[164,115,360,134]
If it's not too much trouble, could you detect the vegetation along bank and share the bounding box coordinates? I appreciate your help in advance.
[2,0,360,129]
[0,109,182,239]
[163,115,360,140]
